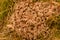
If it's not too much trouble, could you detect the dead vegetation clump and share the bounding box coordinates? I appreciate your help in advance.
[0,0,60,40]
[6,0,60,40]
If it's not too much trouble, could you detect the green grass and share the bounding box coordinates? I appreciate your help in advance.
[0,0,15,26]
[46,14,60,29]
[0,0,15,17]
[46,14,60,38]
[32,0,60,3]
[55,0,60,3]
[0,0,20,40]
[0,0,23,40]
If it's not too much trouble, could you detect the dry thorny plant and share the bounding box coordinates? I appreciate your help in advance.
[0,0,60,40]
[6,0,60,40]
